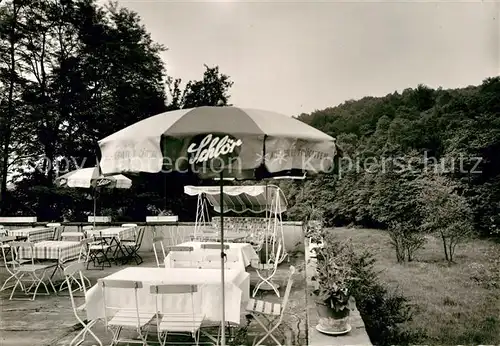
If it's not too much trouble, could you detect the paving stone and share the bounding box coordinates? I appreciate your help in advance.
[1,251,308,345]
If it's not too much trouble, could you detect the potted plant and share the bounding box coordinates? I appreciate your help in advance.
[311,240,357,334]
[302,205,325,257]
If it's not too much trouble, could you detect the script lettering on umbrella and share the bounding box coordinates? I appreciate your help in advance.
[187,134,243,164]
[96,178,111,187]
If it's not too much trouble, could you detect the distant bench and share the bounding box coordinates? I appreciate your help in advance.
[146,216,178,223]
[0,216,37,225]
[88,216,112,223]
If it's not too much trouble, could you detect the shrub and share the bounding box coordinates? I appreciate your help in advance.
[324,234,426,345]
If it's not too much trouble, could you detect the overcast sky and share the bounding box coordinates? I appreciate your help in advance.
[104,0,499,116]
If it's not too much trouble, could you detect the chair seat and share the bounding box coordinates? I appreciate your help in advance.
[61,232,84,238]
[18,263,55,272]
[108,310,154,327]
[246,298,281,316]
[121,241,137,246]
[6,259,30,265]
[252,263,274,271]
[88,244,110,250]
[158,313,204,333]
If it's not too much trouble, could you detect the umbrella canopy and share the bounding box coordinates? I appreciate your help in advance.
[98,106,337,179]
[184,185,287,214]
[55,167,132,189]
[97,106,338,346]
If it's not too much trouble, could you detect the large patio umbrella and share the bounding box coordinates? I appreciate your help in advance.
[55,167,132,227]
[97,106,338,345]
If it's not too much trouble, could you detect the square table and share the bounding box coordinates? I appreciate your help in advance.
[87,227,136,241]
[17,240,82,280]
[18,240,81,264]
[7,227,53,242]
[85,267,250,324]
[87,227,136,262]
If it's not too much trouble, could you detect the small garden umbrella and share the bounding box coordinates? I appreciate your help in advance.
[97,106,339,345]
[55,167,132,228]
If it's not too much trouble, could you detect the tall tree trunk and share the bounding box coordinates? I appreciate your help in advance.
[0,1,20,216]
[441,232,449,261]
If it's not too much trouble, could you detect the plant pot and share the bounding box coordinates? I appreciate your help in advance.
[316,303,350,333]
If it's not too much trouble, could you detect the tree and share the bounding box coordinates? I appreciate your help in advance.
[0,0,33,215]
[369,152,426,262]
[166,64,233,109]
[292,77,500,241]
[419,174,475,262]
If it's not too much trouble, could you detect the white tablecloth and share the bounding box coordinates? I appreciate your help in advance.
[175,241,259,267]
[85,267,249,324]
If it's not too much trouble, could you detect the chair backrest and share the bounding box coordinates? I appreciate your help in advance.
[149,284,197,295]
[201,243,229,250]
[279,265,296,318]
[166,246,193,252]
[135,226,145,248]
[200,253,241,270]
[99,279,143,330]
[203,253,239,263]
[82,225,93,231]
[78,238,92,261]
[9,241,35,266]
[63,262,88,321]
[152,236,166,267]
[0,237,17,271]
[149,284,198,328]
[167,252,203,268]
[49,224,64,241]
[121,223,137,227]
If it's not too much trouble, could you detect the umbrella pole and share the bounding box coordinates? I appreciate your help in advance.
[265,183,269,263]
[219,171,226,346]
[93,188,97,229]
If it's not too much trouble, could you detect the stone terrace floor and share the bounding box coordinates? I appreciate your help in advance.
[0,251,307,346]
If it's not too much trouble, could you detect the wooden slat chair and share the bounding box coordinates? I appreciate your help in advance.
[0,236,25,292]
[152,236,167,267]
[8,241,57,300]
[99,279,154,345]
[121,226,145,265]
[200,253,240,270]
[87,229,112,270]
[251,243,282,298]
[59,238,93,292]
[150,284,205,346]
[200,243,229,251]
[47,223,64,241]
[165,246,197,268]
[64,262,102,346]
[61,225,90,242]
[121,224,138,241]
[246,265,296,346]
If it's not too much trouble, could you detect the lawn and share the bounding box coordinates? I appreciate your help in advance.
[331,227,500,345]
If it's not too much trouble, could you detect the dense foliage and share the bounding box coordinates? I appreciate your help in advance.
[283,78,500,240]
[0,0,233,219]
[323,233,425,345]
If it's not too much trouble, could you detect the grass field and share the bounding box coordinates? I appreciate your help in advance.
[332,227,500,345]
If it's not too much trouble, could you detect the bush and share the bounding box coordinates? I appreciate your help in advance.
[324,233,426,345]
